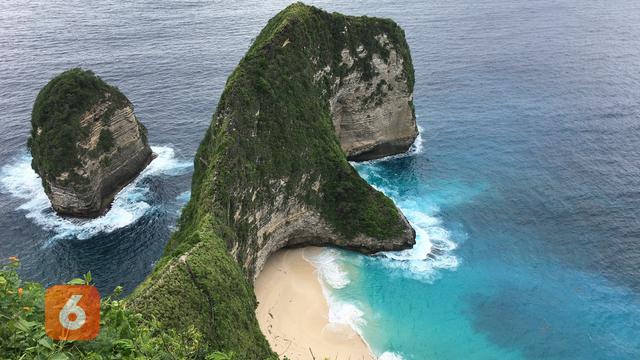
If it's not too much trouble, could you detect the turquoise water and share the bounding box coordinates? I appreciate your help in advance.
[1,1,640,359]
[319,1,640,357]
[323,1,640,358]
[320,155,640,359]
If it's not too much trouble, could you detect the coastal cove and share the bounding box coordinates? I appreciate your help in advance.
[1,1,640,359]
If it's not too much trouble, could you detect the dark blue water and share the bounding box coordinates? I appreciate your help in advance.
[1,1,639,359]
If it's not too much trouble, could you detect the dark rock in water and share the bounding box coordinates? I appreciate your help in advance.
[29,68,153,217]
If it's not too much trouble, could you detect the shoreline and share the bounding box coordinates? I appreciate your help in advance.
[255,247,375,360]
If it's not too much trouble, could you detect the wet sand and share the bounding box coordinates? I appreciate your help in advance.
[255,247,375,360]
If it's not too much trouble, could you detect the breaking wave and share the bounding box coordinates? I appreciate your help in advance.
[356,128,459,282]
[353,124,425,165]
[379,352,405,360]
[0,146,192,243]
[305,248,368,336]
[377,205,459,282]
[305,247,351,289]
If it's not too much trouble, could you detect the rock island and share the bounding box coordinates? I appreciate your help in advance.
[29,69,153,217]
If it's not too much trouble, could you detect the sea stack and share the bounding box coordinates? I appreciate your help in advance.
[130,4,416,357]
[28,68,153,217]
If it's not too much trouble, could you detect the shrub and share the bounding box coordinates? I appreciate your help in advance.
[0,258,239,359]
[96,129,115,153]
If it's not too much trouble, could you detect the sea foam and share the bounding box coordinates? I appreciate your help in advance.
[305,247,351,289]
[378,204,459,282]
[0,146,192,243]
[307,128,459,357]
[379,352,405,360]
[305,249,367,334]
[354,131,460,282]
[352,124,425,165]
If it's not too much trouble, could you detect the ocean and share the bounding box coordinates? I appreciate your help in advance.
[1,1,639,359]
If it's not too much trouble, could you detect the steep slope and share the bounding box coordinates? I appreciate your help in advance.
[29,69,153,217]
[130,3,417,358]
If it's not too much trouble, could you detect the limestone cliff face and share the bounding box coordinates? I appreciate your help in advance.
[29,69,152,217]
[44,96,153,216]
[245,175,414,278]
[130,4,417,357]
[330,34,418,160]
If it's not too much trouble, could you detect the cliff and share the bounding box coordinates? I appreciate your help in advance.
[129,3,417,358]
[330,32,417,160]
[29,69,153,217]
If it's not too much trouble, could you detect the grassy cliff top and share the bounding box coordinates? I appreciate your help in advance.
[246,2,414,88]
[29,68,128,182]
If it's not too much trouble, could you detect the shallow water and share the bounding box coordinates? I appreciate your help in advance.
[1,0,640,359]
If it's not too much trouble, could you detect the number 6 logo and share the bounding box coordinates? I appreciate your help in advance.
[59,295,86,330]
[45,285,100,340]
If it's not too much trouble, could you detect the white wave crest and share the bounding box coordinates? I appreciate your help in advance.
[410,123,425,155]
[379,205,459,282]
[352,124,425,165]
[176,190,191,203]
[144,146,193,177]
[326,300,367,333]
[0,146,192,242]
[305,248,350,289]
[357,157,460,281]
[379,352,405,360]
[305,248,367,335]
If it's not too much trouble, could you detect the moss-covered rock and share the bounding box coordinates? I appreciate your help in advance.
[29,68,153,217]
[131,3,417,358]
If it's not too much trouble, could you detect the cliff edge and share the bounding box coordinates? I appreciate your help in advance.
[329,21,418,160]
[29,69,153,217]
[130,3,417,358]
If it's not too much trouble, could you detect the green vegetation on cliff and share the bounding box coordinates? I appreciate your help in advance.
[0,259,237,359]
[130,216,274,359]
[131,2,414,359]
[28,68,128,184]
